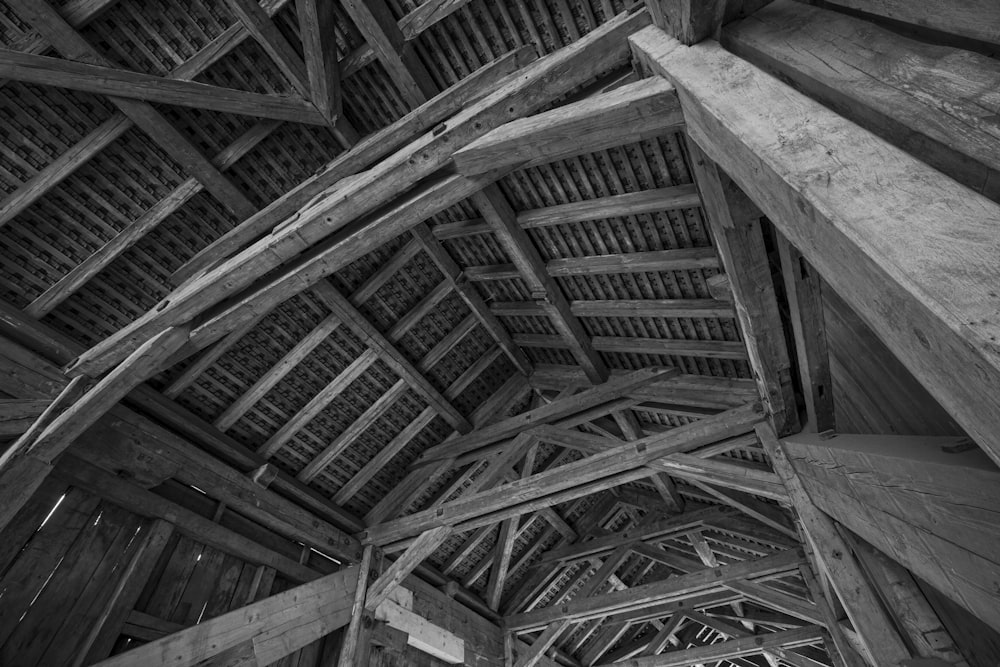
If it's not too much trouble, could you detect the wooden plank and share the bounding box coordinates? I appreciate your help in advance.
[340,0,437,106]
[173,45,537,285]
[507,549,804,632]
[491,298,733,319]
[758,423,914,662]
[367,403,762,545]
[816,0,1000,47]
[0,48,324,124]
[76,519,176,666]
[687,140,798,434]
[366,527,453,611]
[431,185,702,239]
[398,0,472,39]
[296,0,341,122]
[93,566,359,667]
[722,0,1000,201]
[453,78,684,174]
[776,234,834,432]
[513,334,747,360]
[629,29,1000,465]
[9,0,258,219]
[70,11,648,377]
[374,598,466,664]
[415,367,677,464]
[465,248,720,281]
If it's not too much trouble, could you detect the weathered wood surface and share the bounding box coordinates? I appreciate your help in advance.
[723,0,1000,201]
[630,29,1000,466]
[645,0,773,44]
[759,424,915,663]
[453,77,683,174]
[816,0,1000,47]
[609,625,824,666]
[779,429,1000,633]
[92,566,358,667]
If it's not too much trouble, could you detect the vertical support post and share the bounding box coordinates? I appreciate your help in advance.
[338,545,376,667]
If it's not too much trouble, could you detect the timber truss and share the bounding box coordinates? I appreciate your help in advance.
[0,0,997,666]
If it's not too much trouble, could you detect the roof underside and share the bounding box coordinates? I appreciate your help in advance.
[0,0,826,664]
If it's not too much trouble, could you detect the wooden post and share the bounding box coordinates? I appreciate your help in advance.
[339,546,376,667]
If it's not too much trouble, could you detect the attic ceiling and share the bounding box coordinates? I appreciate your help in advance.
[0,0,831,665]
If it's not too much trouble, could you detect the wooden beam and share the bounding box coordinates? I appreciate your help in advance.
[431,185,703,240]
[491,298,733,320]
[9,0,258,219]
[223,0,310,95]
[778,429,1000,633]
[814,0,1000,47]
[486,444,537,610]
[415,367,677,464]
[172,44,536,284]
[340,0,437,106]
[92,566,359,667]
[758,423,914,663]
[453,78,684,175]
[367,403,762,546]
[71,10,647,378]
[686,140,798,434]
[312,281,472,433]
[367,527,453,611]
[412,222,533,375]
[296,0,341,123]
[513,334,747,360]
[723,0,1000,202]
[338,546,375,667]
[0,48,325,124]
[629,28,1000,465]
[474,183,610,383]
[508,549,804,632]
[776,234,834,433]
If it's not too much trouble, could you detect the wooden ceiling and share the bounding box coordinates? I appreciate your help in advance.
[0,0,833,665]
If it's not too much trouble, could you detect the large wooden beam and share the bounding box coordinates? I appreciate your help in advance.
[687,141,798,434]
[777,428,1000,634]
[415,367,677,464]
[605,625,824,667]
[453,78,684,175]
[9,0,258,220]
[645,0,772,44]
[92,566,359,667]
[366,403,762,546]
[722,0,1000,201]
[0,48,326,124]
[758,424,915,664]
[69,9,649,378]
[508,549,804,632]
[815,0,1000,47]
[629,28,1000,465]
